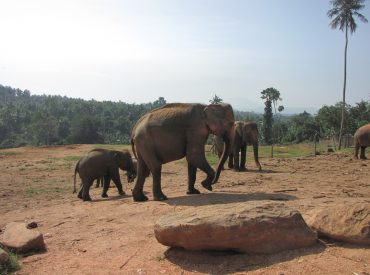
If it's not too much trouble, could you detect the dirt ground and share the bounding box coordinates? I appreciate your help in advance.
[0,144,369,275]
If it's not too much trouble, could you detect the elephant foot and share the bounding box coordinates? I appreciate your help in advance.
[232,168,240,172]
[153,193,168,201]
[201,180,212,191]
[77,193,83,199]
[187,188,200,195]
[83,196,92,201]
[101,193,108,198]
[133,192,149,202]
[239,167,247,172]
[118,190,126,196]
[258,165,262,171]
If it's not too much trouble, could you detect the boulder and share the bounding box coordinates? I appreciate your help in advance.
[0,247,9,264]
[306,202,370,245]
[1,222,46,253]
[154,202,317,254]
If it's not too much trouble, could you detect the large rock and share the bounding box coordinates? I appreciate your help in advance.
[1,222,46,253]
[306,202,370,245]
[0,247,9,264]
[154,202,317,253]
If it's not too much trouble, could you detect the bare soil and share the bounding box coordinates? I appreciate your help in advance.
[0,145,369,275]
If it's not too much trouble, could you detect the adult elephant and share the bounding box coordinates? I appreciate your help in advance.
[215,121,262,171]
[131,103,235,201]
[354,123,370,159]
[74,149,136,201]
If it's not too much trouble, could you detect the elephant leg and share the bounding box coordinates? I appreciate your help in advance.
[240,146,247,171]
[82,179,93,201]
[360,146,367,159]
[95,178,100,188]
[228,154,234,169]
[187,154,215,191]
[187,162,200,194]
[110,169,125,196]
[152,165,167,201]
[354,142,360,159]
[253,143,262,171]
[101,176,111,198]
[233,150,240,171]
[77,184,83,199]
[132,157,150,202]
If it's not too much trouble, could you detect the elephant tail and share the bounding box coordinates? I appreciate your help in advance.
[73,160,79,193]
[131,138,138,159]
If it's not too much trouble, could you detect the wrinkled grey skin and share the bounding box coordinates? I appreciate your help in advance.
[131,103,235,202]
[73,149,136,201]
[215,121,262,171]
[354,123,370,159]
[95,157,138,188]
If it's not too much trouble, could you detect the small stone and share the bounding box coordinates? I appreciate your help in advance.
[0,247,9,264]
[27,222,38,229]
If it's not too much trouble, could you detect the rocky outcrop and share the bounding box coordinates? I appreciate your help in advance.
[154,202,317,253]
[1,222,46,253]
[306,202,370,245]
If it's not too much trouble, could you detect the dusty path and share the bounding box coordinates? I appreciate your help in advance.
[0,145,369,274]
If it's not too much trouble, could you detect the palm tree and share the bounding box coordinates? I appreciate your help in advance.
[327,0,368,149]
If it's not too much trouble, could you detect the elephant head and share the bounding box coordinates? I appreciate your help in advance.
[204,103,235,184]
[114,151,137,183]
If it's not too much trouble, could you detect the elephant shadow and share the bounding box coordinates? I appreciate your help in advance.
[90,195,130,203]
[164,242,326,275]
[165,192,297,207]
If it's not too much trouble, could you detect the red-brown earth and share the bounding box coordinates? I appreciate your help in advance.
[0,145,369,275]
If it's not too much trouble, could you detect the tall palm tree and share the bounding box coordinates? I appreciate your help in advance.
[327,0,368,149]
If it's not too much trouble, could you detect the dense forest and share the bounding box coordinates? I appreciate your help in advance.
[0,84,369,149]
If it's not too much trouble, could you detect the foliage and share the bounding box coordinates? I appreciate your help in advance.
[209,94,223,104]
[0,84,166,148]
[0,251,21,274]
[1,84,369,149]
[262,100,273,145]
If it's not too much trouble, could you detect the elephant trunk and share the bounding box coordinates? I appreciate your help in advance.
[213,128,234,184]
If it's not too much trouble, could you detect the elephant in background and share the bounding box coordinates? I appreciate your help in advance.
[74,149,136,201]
[131,103,235,201]
[354,123,370,159]
[215,121,262,171]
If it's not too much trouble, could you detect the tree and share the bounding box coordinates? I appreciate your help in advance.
[261,87,284,157]
[327,0,368,149]
[261,87,284,114]
[262,99,273,145]
[209,94,223,104]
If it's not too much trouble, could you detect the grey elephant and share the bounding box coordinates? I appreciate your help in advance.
[95,157,138,188]
[131,103,235,201]
[73,148,136,201]
[354,123,370,159]
[215,121,262,171]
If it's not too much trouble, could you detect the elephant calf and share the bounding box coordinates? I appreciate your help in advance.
[73,149,137,201]
[354,123,370,159]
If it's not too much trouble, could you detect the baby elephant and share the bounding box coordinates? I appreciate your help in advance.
[354,123,370,160]
[73,148,137,201]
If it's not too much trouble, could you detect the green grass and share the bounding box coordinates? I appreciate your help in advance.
[92,144,131,150]
[0,251,21,274]
[0,151,21,157]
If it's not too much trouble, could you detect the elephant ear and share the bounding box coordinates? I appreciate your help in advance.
[113,152,121,166]
[204,104,228,136]
[235,122,243,137]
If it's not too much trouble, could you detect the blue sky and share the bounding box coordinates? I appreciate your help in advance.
[0,0,369,112]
